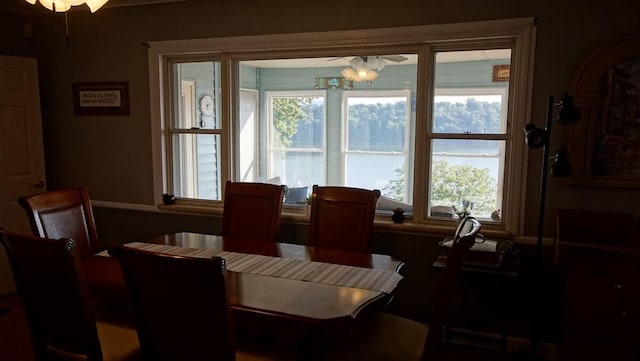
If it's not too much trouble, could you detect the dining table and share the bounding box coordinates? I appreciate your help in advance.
[83,232,405,361]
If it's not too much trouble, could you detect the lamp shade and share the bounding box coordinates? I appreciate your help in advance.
[85,0,109,12]
[38,0,72,12]
[25,0,109,12]
[523,123,547,149]
[550,146,573,177]
[557,93,580,125]
[341,67,378,83]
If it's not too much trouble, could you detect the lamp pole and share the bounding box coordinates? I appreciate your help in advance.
[519,93,578,361]
[530,95,554,357]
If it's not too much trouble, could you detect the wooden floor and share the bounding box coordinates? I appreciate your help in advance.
[0,292,518,361]
[0,293,32,361]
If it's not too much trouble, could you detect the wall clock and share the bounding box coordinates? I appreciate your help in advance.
[200,95,214,115]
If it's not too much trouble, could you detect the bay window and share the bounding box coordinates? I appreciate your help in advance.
[148,18,535,234]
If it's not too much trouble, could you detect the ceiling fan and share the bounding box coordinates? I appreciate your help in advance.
[330,55,409,71]
[331,55,409,83]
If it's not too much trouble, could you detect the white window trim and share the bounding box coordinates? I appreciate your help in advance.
[147,17,536,236]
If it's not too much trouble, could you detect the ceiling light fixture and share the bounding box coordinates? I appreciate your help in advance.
[341,67,378,83]
[25,0,109,13]
[24,0,109,45]
[341,56,390,83]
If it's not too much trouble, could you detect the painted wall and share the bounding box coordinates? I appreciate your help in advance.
[0,11,34,57]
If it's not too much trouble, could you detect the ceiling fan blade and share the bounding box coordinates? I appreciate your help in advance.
[326,56,350,62]
[380,55,408,62]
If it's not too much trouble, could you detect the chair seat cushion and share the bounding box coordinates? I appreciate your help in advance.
[325,312,428,361]
[97,321,142,361]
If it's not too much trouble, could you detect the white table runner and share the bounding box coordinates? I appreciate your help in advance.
[101,242,403,294]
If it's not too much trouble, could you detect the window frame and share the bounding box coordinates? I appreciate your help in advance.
[148,18,536,235]
[428,86,509,220]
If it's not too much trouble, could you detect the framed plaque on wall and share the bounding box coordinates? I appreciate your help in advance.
[72,81,130,116]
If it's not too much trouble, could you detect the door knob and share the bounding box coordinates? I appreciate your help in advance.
[32,180,45,188]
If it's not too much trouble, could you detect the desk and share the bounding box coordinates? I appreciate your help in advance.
[85,232,404,360]
[433,246,518,352]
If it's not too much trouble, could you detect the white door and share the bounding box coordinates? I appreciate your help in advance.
[0,55,46,295]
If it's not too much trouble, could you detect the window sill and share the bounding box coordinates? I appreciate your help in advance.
[155,203,512,239]
[156,203,224,216]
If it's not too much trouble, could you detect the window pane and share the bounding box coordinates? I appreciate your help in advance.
[428,139,503,220]
[173,61,221,129]
[271,96,324,149]
[270,150,324,189]
[433,93,505,134]
[345,153,406,200]
[268,94,325,190]
[433,49,511,134]
[171,134,221,200]
[347,96,406,152]
[344,93,411,208]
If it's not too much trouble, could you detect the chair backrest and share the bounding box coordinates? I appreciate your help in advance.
[0,229,104,361]
[422,216,480,361]
[221,180,286,243]
[308,185,381,253]
[108,245,235,361]
[19,186,99,258]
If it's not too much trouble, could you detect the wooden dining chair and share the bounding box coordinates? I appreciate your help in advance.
[308,185,381,253]
[17,187,128,306]
[18,186,100,258]
[0,229,141,361]
[222,180,286,243]
[108,244,296,361]
[324,216,481,361]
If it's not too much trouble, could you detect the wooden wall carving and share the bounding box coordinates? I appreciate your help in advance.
[567,35,640,187]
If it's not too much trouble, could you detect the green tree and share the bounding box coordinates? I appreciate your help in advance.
[430,160,497,214]
[381,165,405,201]
[273,97,312,146]
[382,161,497,215]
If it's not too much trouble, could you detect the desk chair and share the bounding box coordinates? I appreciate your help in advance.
[222,181,286,243]
[308,185,381,253]
[109,245,295,361]
[0,229,141,361]
[325,216,481,361]
[19,186,99,257]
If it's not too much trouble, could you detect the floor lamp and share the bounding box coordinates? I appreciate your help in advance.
[520,94,579,360]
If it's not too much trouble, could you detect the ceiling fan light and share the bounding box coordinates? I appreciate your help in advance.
[24,0,37,5]
[39,0,72,12]
[85,0,109,12]
[342,67,378,83]
[341,67,357,81]
[366,56,387,70]
[362,69,378,82]
[349,57,366,70]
